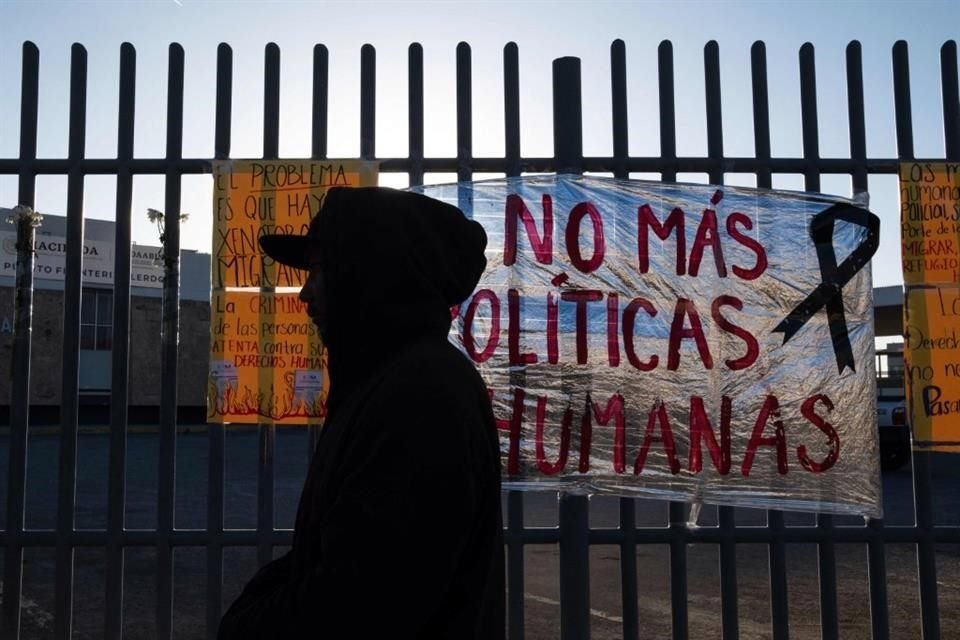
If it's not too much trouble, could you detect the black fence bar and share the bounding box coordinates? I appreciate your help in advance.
[14,42,39,205]
[893,41,916,161]
[456,42,473,218]
[207,410,226,640]
[54,42,88,640]
[312,44,328,162]
[668,502,689,640]
[751,42,773,191]
[815,514,839,640]
[156,42,185,640]
[767,511,790,640]
[503,43,521,178]
[3,154,954,176]
[610,37,638,640]
[846,39,892,640]
[590,524,960,545]
[4,521,960,549]
[866,518,890,640]
[257,42,280,572]
[717,507,738,640]
[912,421,942,640]
[506,490,525,640]
[751,38,791,640]
[360,44,375,161]
[610,40,628,181]
[408,43,424,187]
[104,41,136,640]
[704,40,740,640]
[552,54,591,640]
[559,494,590,640]
[658,41,677,183]
[800,42,841,640]
[503,42,524,640]
[846,42,870,195]
[704,41,724,186]
[457,42,473,185]
[263,43,281,159]
[4,212,38,640]
[800,43,823,193]
[932,56,960,631]
[255,337,276,568]
[308,43,328,458]
[553,56,583,175]
[893,39,943,640]
[1,40,39,640]
[945,41,960,159]
[215,44,233,160]
[207,41,232,640]
[617,499,638,640]
[658,40,688,640]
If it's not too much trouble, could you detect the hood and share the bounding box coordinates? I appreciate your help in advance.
[315,186,487,415]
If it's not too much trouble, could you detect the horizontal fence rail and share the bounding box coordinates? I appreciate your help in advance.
[2,37,959,640]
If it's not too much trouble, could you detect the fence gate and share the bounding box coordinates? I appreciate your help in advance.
[2,37,960,640]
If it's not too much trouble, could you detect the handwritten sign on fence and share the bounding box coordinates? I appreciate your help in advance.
[208,290,327,424]
[427,175,882,517]
[900,161,960,451]
[208,159,378,425]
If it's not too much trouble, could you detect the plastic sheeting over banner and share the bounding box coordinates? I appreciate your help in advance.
[423,175,883,517]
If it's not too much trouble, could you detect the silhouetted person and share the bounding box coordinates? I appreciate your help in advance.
[218,187,505,639]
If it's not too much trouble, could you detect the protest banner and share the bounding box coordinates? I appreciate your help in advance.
[900,161,960,452]
[209,159,378,424]
[425,175,882,517]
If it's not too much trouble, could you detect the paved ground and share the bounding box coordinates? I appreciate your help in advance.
[1,430,958,639]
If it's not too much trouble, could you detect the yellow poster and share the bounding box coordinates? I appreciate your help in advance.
[899,162,960,286]
[212,160,379,288]
[207,291,328,424]
[900,161,960,451]
[209,159,378,425]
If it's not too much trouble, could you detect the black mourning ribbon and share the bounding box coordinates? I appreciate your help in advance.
[773,203,880,374]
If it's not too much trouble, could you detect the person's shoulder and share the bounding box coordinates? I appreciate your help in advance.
[389,338,483,388]
[368,339,492,457]
[371,339,490,424]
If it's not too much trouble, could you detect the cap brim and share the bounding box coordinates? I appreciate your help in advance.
[259,234,311,271]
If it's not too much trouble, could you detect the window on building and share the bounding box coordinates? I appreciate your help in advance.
[81,287,113,350]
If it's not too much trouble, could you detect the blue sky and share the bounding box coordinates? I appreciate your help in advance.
[1,0,958,288]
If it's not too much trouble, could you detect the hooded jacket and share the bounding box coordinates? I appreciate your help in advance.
[218,187,505,639]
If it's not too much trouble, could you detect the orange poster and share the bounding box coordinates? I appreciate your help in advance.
[208,159,378,425]
[899,161,960,286]
[900,162,960,451]
[208,291,328,424]
[903,287,960,451]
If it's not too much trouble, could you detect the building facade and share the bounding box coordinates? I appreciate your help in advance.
[0,212,211,423]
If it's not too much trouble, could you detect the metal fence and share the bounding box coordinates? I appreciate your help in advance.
[1,37,959,640]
